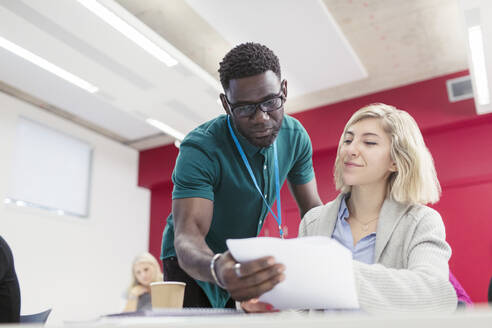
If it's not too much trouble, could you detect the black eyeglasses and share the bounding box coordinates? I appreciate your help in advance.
[225,89,285,118]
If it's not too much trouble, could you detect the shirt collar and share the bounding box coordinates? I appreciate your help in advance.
[337,195,350,223]
[337,194,377,236]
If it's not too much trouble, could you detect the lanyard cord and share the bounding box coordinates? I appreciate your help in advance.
[227,116,283,238]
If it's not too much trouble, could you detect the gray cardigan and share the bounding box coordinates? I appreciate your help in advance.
[298,193,457,314]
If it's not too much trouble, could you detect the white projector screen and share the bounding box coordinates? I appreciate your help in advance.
[8,117,92,217]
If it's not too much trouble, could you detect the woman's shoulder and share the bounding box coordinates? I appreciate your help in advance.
[392,202,445,236]
[301,195,343,227]
[302,205,325,226]
[404,203,443,223]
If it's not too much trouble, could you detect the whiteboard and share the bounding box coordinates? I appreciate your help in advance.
[9,117,92,217]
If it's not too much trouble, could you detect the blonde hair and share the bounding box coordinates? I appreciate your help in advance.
[127,252,163,294]
[334,103,441,205]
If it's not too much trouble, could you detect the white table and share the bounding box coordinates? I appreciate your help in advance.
[56,306,492,328]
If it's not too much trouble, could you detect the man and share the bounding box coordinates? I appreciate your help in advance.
[0,236,20,323]
[161,42,322,308]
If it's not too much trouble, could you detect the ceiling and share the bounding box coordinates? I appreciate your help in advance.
[117,0,468,112]
[0,0,223,149]
[0,0,470,149]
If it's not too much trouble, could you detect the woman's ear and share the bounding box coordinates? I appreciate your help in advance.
[389,161,398,172]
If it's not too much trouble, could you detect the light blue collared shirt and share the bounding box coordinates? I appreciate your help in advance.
[331,196,376,264]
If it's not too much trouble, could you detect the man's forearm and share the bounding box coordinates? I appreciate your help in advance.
[174,236,215,282]
[299,197,323,217]
[288,179,322,217]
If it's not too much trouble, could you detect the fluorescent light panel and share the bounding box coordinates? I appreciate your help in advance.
[77,0,178,67]
[468,26,490,105]
[146,118,185,141]
[0,36,99,93]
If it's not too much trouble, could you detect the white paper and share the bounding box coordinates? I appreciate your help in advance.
[226,236,359,310]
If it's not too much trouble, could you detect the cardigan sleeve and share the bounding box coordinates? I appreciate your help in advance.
[353,210,457,314]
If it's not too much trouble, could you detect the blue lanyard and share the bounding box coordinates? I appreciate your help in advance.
[227,116,283,238]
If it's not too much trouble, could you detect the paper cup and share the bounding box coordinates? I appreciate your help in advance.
[150,281,186,309]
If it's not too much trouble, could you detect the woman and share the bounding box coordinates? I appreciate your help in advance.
[123,252,163,312]
[298,103,457,313]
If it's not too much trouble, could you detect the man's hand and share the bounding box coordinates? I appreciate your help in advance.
[173,198,285,301]
[215,251,285,301]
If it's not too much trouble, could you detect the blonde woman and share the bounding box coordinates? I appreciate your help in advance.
[123,252,163,312]
[297,103,457,313]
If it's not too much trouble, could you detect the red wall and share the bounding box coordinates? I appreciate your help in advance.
[139,70,492,303]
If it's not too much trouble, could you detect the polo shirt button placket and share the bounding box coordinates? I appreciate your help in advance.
[263,158,268,201]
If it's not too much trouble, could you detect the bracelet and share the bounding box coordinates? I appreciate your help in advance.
[210,253,226,289]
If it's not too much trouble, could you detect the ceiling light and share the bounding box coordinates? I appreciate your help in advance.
[146,118,185,141]
[0,36,98,93]
[78,0,178,67]
[468,26,490,105]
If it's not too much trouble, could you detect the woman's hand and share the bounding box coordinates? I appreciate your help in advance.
[241,299,278,313]
[130,285,149,298]
[124,285,150,312]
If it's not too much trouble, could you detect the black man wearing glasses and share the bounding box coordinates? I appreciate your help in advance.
[161,43,322,309]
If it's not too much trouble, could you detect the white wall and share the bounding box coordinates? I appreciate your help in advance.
[0,92,150,324]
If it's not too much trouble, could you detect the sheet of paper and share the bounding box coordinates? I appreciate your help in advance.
[227,236,359,310]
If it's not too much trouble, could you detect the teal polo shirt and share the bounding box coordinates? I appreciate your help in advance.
[161,114,314,308]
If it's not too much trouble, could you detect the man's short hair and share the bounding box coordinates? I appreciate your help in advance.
[218,42,281,90]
